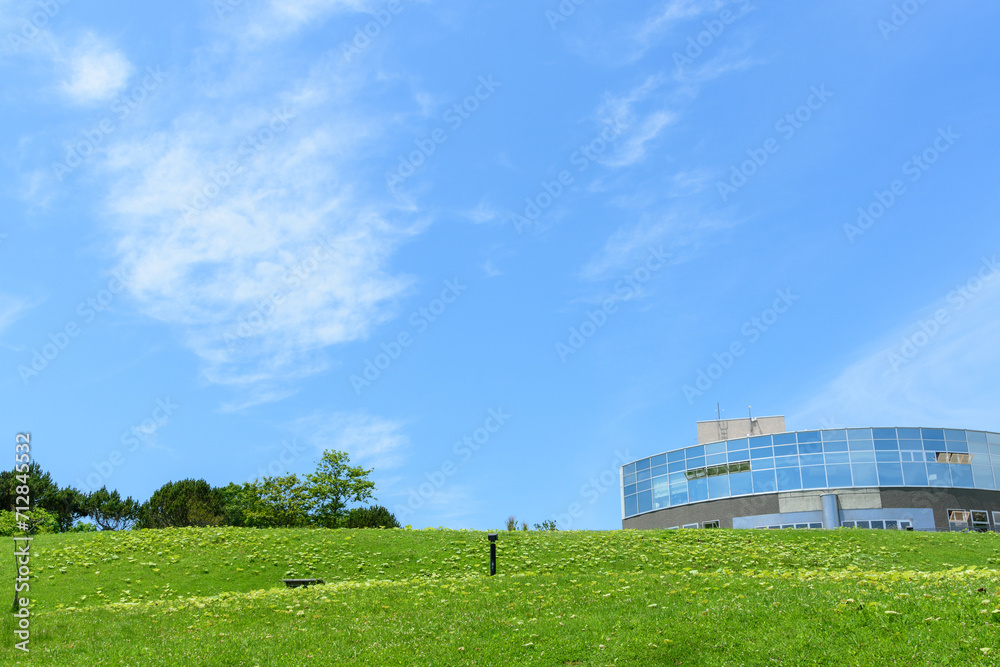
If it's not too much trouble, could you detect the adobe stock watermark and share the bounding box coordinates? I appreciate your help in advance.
[878,0,931,40]
[224,236,337,352]
[385,75,501,192]
[673,0,752,74]
[350,279,467,395]
[247,439,308,482]
[75,398,178,492]
[52,66,166,181]
[17,268,134,386]
[181,107,295,220]
[843,127,958,244]
[682,288,799,404]
[509,117,627,233]
[341,0,407,62]
[545,0,588,30]
[716,85,834,202]
[395,408,510,520]
[6,0,71,52]
[556,246,669,362]
[884,255,999,374]
[546,449,632,530]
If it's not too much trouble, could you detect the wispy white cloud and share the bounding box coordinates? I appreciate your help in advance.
[0,292,32,333]
[222,0,377,45]
[293,411,411,471]
[58,33,132,105]
[791,262,1000,432]
[595,76,676,169]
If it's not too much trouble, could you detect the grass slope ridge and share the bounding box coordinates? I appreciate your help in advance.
[2,527,999,665]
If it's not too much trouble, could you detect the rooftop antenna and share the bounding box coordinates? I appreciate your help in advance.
[748,405,758,436]
[716,403,728,441]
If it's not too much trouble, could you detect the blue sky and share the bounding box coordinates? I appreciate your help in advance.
[2,0,999,530]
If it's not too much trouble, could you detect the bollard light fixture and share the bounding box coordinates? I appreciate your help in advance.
[487,533,497,575]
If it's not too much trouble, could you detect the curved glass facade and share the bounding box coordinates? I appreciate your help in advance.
[622,428,1000,520]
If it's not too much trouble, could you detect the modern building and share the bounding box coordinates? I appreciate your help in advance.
[621,415,1000,532]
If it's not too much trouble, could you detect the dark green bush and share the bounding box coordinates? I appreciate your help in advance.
[343,505,400,529]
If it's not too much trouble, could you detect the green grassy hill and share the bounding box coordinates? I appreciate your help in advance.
[2,527,999,665]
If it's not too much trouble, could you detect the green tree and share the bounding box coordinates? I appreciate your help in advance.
[139,479,225,528]
[85,487,141,531]
[240,475,310,528]
[304,450,375,528]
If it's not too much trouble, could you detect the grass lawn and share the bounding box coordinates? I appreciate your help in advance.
[1,527,999,665]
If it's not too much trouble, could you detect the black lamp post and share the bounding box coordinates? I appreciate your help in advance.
[488,533,497,575]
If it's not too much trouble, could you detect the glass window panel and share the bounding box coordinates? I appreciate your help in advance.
[729,471,753,496]
[950,464,974,488]
[686,456,705,469]
[822,429,847,441]
[751,469,776,493]
[668,449,685,462]
[825,452,851,464]
[851,463,878,486]
[636,458,651,470]
[706,453,728,465]
[921,428,944,441]
[688,477,708,502]
[897,428,921,439]
[727,438,749,452]
[708,475,730,499]
[800,453,824,466]
[727,449,749,462]
[772,433,797,445]
[797,431,821,443]
[651,464,668,478]
[636,468,651,481]
[991,444,1000,457]
[850,450,875,463]
[624,494,638,517]
[669,488,688,506]
[969,441,989,454]
[875,450,900,462]
[848,428,873,440]
[924,451,938,462]
[856,520,870,529]
[776,467,802,491]
[901,462,928,486]
[876,463,904,485]
[801,466,827,489]
[652,481,670,508]
[988,433,1000,445]
[874,439,899,450]
[751,457,774,470]
[870,520,885,530]
[848,439,874,451]
[750,447,773,458]
[623,462,636,476]
[944,429,966,441]
[926,462,951,487]
[972,466,995,490]
[623,473,636,486]
[624,483,637,496]
[872,428,896,439]
[650,453,667,467]
[899,451,912,462]
[636,479,652,492]
[773,444,798,457]
[923,439,943,451]
[637,491,653,513]
[706,442,727,456]
[823,440,848,452]
[826,464,853,487]
[966,431,987,443]
[749,435,773,447]
[774,455,799,468]
[946,441,969,453]
[668,460,686,473]
[685,445,705,459]
[898,439,922,451]
[798,441,823,454]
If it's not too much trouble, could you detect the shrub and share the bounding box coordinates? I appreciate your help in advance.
[0,508,59,536]
[343,505,400,529]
